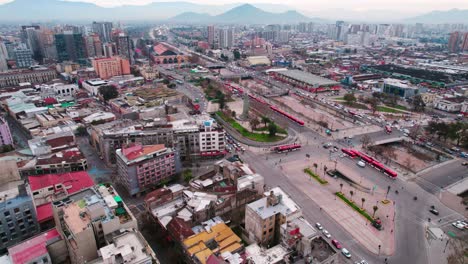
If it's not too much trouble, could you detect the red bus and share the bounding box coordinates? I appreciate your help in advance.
[383,168,398,179]
[270,106,305,126]
[341,148,358,158]
[385,125,392,134]
[371,160,385,171]
[271,144,301,153]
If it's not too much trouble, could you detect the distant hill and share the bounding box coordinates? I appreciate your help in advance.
[405,9,468,24]
[170,4,325,24]
[0,0,299,22]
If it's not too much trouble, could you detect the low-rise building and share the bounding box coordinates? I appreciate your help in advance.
[434,98,465,112]
[382,78,427,98]
[83,111,116,125]
[244,243,289,264]
[91,229,157,264]
[0,67,56,88]
[7,228,68,264]
[182,222,243,264]
[245,187,302,246]
[280,217,318,258]
[28,171,94,226]
[116,144,180,196]
[82,79,109,96]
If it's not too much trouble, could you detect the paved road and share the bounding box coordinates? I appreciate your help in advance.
[238,137,464,264]
[77,136,113,184]
[415,159,467,194]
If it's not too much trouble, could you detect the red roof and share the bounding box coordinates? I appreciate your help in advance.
[8,228,61,264]
[153,44,169,55]
[36,203,53,223]
[28,171,94,194]
[44,97,57,105]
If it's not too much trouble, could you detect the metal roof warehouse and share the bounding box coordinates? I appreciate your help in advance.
[275,70,339,87]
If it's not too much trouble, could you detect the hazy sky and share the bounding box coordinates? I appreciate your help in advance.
[1,0,468,14]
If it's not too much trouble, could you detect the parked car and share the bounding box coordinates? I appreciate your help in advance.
[322,230,331,238]
[315,223,323,230]
[357,160,366,168]
[429,208,439,215]
[452,221,465,230]
[331,239,342,249]
[342,248,352,258]
[462,162,468,166]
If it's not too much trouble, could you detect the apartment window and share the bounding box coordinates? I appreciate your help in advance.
[32,191,39,196]
[48,187,54,191]
[14,208,20,213]
[4,211,10,217]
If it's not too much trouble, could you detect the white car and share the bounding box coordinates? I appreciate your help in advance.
[322,229,331,238]
[357,161,366,168]
[342,248,352,258]
[452,221,465,230]
[315,223,323,230]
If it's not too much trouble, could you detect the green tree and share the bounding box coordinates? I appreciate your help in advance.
[233,49,241,60]
[343,93,356,105]
[249,118,260,131]
[368,97,379,114]
[372,205,379,218]
[412,94,426,112]
[215,90,226,109]
[268,122,278,137]
[75,126,87,136]
[98,85,119,102]
[182,169,193,183]
[261,116,271,127]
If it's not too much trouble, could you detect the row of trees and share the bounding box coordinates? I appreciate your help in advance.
[249,115,278,137]
[425,121,468,147]
[339,183,380,218]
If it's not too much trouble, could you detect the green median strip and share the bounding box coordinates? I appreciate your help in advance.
[304,168,329,185]
[335,192,374,222]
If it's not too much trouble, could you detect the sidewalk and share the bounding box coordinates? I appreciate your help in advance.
[281,157,395,256]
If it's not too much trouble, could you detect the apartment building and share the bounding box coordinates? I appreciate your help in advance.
[52,185,138,263]
[116,144,180,196]
[28,172,94,226]
[245,187,302,247]
[0,116,13,147]
[0,160,40,253]
[91,117,225,166]
[91,56,130,80]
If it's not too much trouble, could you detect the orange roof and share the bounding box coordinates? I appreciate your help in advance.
[125,144,166,161]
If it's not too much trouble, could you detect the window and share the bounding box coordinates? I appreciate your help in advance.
[14,208,20,213]
[48,187,54,191]
[4,211,10,217]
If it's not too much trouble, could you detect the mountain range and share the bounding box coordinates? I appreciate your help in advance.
[404,9,468,24]
[0,0,466,23]
[169,4,325,24]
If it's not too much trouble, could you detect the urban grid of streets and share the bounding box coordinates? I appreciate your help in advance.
[142,27,468,264]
